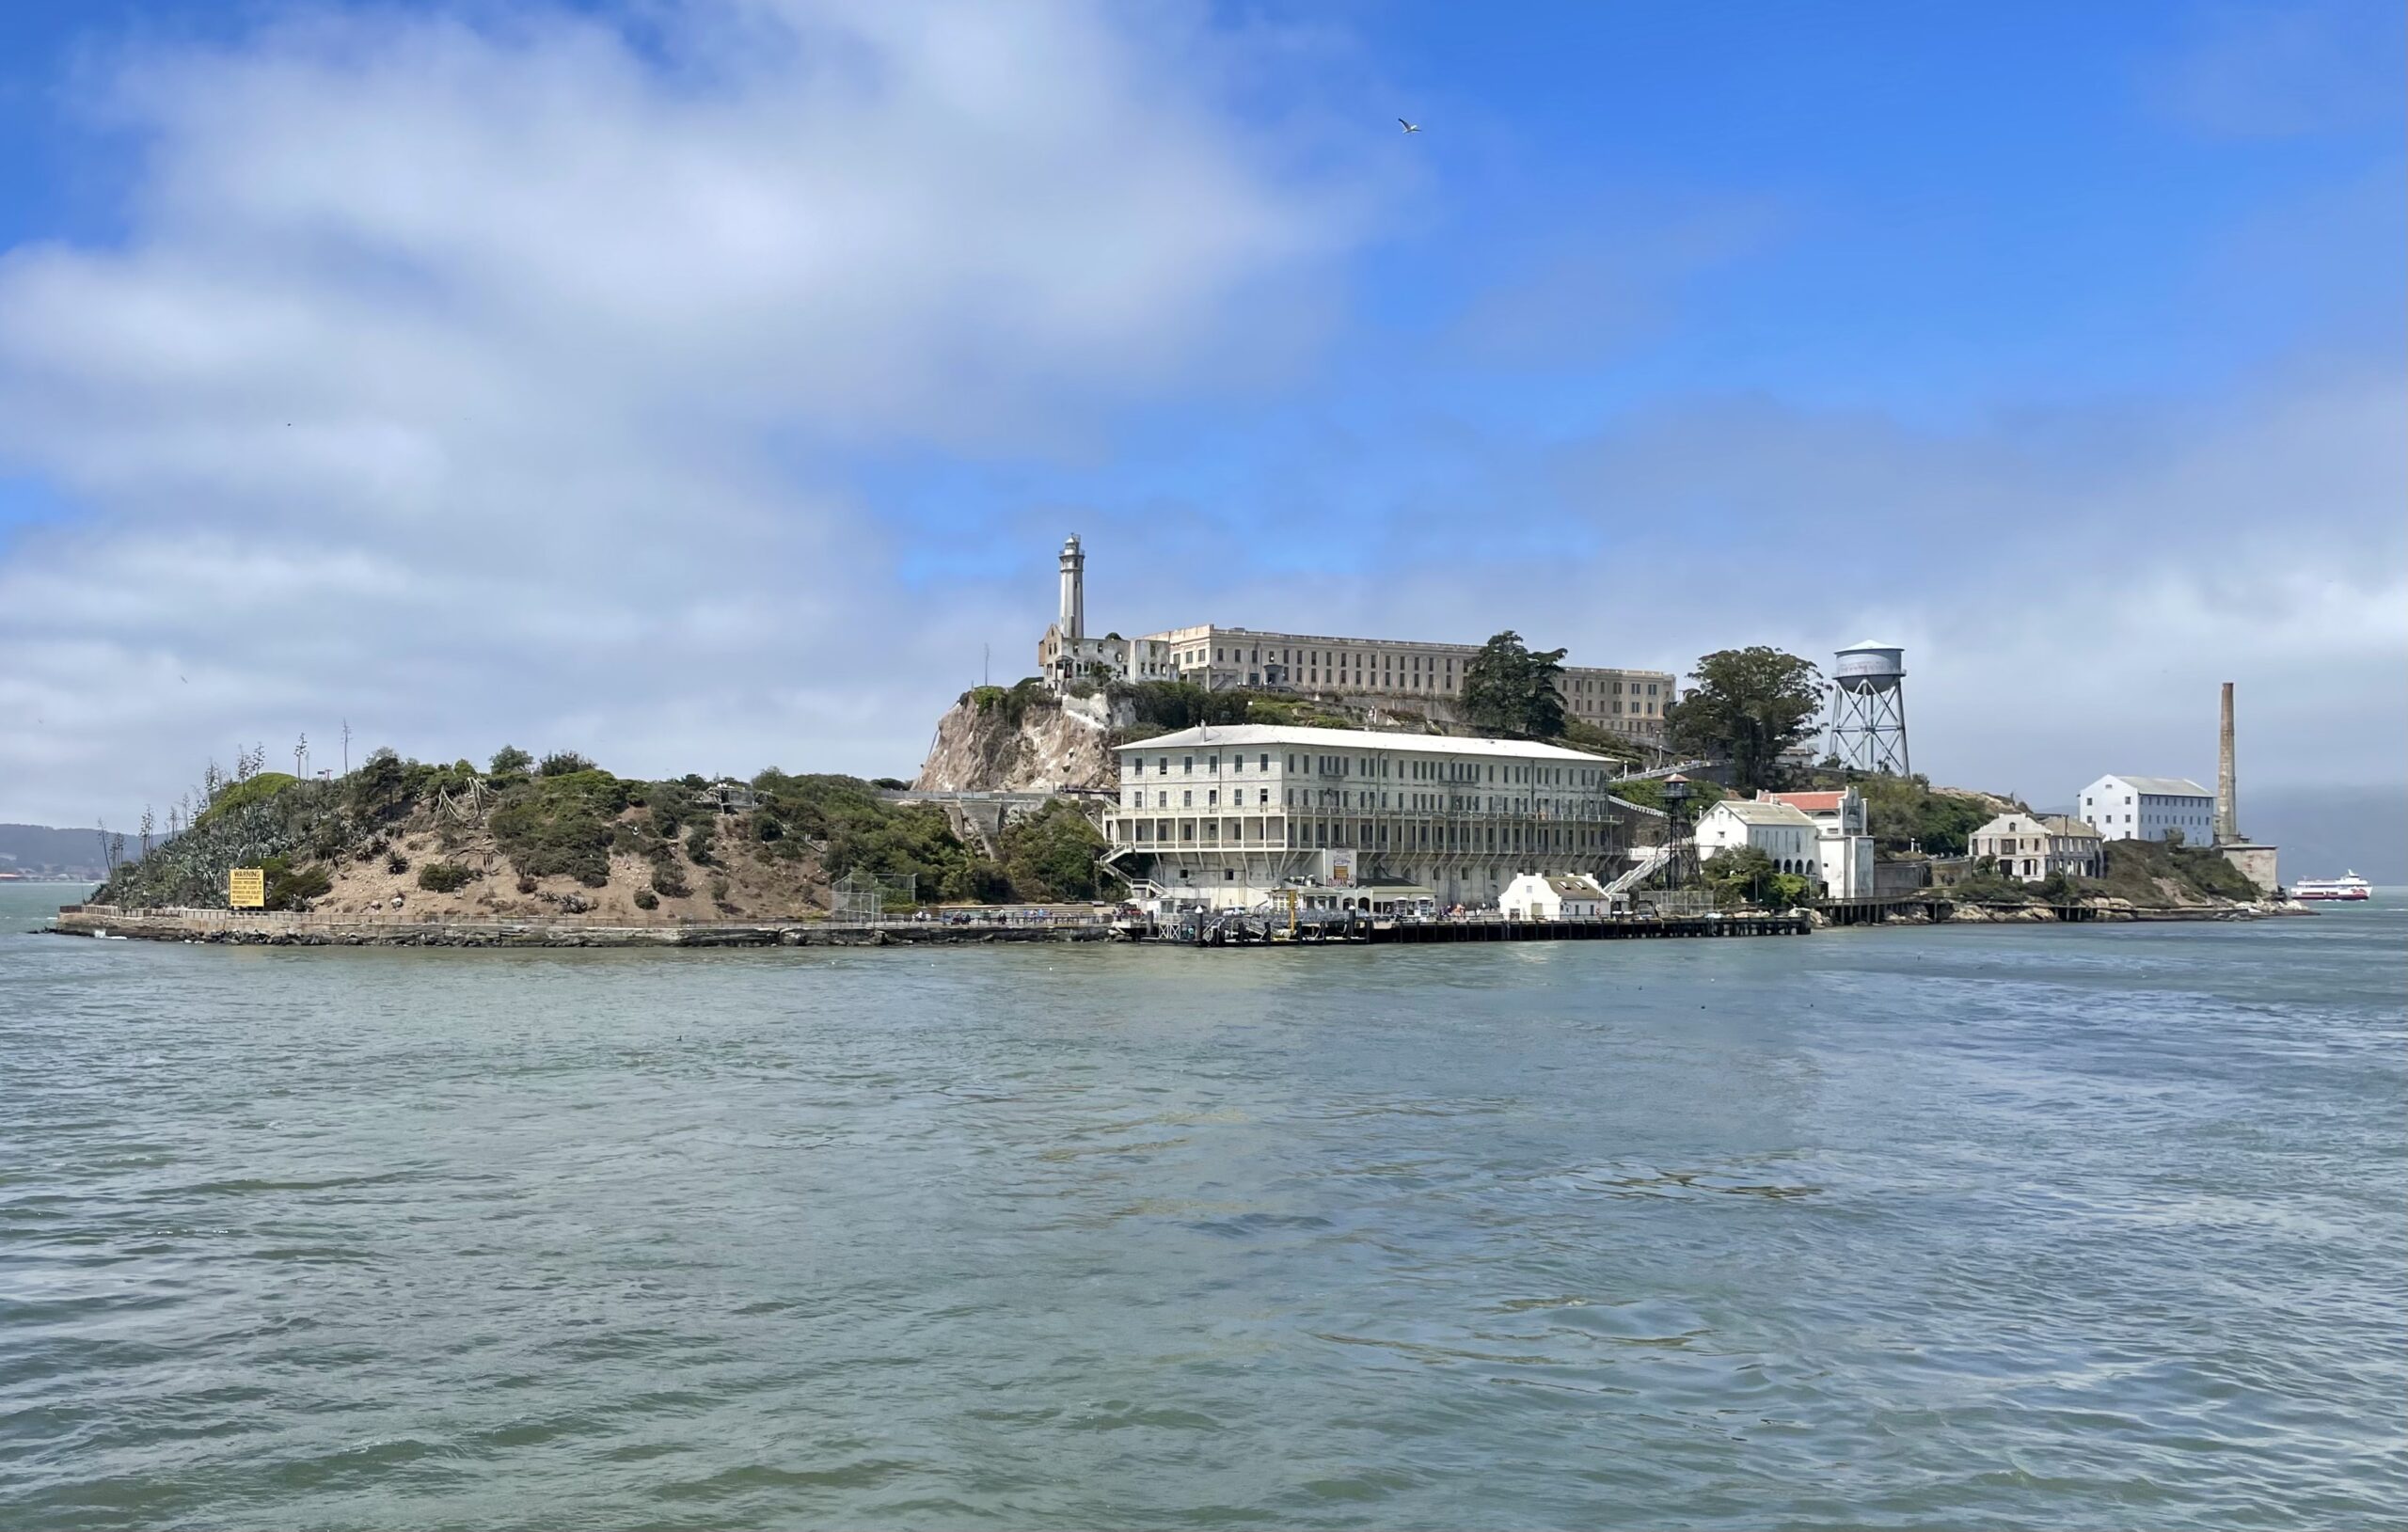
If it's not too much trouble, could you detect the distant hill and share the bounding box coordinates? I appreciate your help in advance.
[0,823,114,878]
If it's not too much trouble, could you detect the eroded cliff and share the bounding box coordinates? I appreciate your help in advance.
[913,687,1117,793]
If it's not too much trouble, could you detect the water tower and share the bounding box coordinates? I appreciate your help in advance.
[1829,640,1909,776]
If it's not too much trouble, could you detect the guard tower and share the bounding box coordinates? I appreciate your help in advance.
[1828,640,1909,776]
[1057,534,1085,643]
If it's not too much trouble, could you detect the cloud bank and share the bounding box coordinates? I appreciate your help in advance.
[0,0,1370,822]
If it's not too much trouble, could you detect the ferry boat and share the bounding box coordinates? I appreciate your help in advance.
[2292,871,2371,902]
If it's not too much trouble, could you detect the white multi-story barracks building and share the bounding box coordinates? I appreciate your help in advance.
[1035,535,1677,740]
[1101,725,1635,909]
[2075,775,2216,842]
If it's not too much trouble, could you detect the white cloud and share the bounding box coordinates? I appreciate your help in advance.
[0,0,1372,824]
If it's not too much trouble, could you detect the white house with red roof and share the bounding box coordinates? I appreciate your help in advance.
[1693,799,1822,884]
[1754,787,1877,900]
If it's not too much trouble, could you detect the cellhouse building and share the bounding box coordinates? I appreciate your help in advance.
[1099,724,1637,910]
[1036,534,1679,741]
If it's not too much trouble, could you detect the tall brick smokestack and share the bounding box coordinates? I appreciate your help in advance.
[2214,681,2239,845]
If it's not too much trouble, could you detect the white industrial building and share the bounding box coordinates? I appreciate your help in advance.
[1691,799,1822,882]
[1100,724,1636,909]
[1037,534,1676,741]
[1500,872,1611,922]
[2075,775,2216,843]
[1754,788,1877,899]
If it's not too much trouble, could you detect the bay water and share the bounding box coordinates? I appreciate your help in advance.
[3,885,2402,1527]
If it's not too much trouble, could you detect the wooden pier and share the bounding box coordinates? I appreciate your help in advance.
[1370,913,1810,943]
[1158,912,1812,947]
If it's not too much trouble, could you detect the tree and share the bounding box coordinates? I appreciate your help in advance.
[1702,845,1810,911]
[1666,647,1825,792]
[1857,773,1997,856]
[488,745,534,778]
[998,800,1124,902]
[1460,631,1568,739]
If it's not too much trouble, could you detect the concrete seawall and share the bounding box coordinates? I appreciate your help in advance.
[49,906,1118,948]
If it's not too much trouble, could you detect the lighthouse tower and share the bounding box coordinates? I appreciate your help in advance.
[1058,534,1085,643]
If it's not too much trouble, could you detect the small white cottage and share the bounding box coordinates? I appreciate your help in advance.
[1501,872,1611,922]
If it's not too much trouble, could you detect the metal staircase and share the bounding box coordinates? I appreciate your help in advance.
[1603,842,1675,898]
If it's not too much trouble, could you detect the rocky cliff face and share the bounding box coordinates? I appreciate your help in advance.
[913,692,1117,793]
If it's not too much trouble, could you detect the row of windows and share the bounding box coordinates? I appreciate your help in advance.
[1122,787,1604,814]
[1131,788,1276,809]
[1197,643,1458,670]
[1126,750,1615,788]
[1116,817,1614,853]
[2083,794,2210,814]
[1173,640,1664,695]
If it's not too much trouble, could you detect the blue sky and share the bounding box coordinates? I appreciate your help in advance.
[0,0,2400,825]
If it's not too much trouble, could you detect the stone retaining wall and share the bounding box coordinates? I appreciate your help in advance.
[50,905,1118,948]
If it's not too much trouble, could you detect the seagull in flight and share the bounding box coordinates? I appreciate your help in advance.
[1399,118,1420,134]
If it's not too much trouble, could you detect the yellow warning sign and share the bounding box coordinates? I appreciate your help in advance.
[229,868,266,908]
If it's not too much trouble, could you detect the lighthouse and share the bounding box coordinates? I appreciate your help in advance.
[1058,534,1085,643]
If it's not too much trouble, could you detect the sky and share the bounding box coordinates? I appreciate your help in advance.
[1,0,2401,828]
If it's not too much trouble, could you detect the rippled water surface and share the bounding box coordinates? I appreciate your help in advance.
[4,886,2403,1528]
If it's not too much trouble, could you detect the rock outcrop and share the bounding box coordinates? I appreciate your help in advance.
[913,690,1117,793]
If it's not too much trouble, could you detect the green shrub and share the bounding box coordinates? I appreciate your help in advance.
[417,861,476,892]
[650,861,690,899]
[1611,777,1726,814]
[386,851,410,875]
[1859,774,2003,857]
[198,771,298,828]
[643,780,704,838]
[539,750,596,777]
[1559,718,1646,760]
[2092,838,2258,904]
[488,770,629,888]
[685,824,717,866]
[749,769,1000,902]
[259,856,333,911]
[964,678,1054,726]
[633,887,659,910]
[997,800,1123,902]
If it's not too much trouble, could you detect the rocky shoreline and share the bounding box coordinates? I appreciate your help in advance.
[1870,894,2308,925]
[48,907,1118,948]
[47,894,2309,949]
